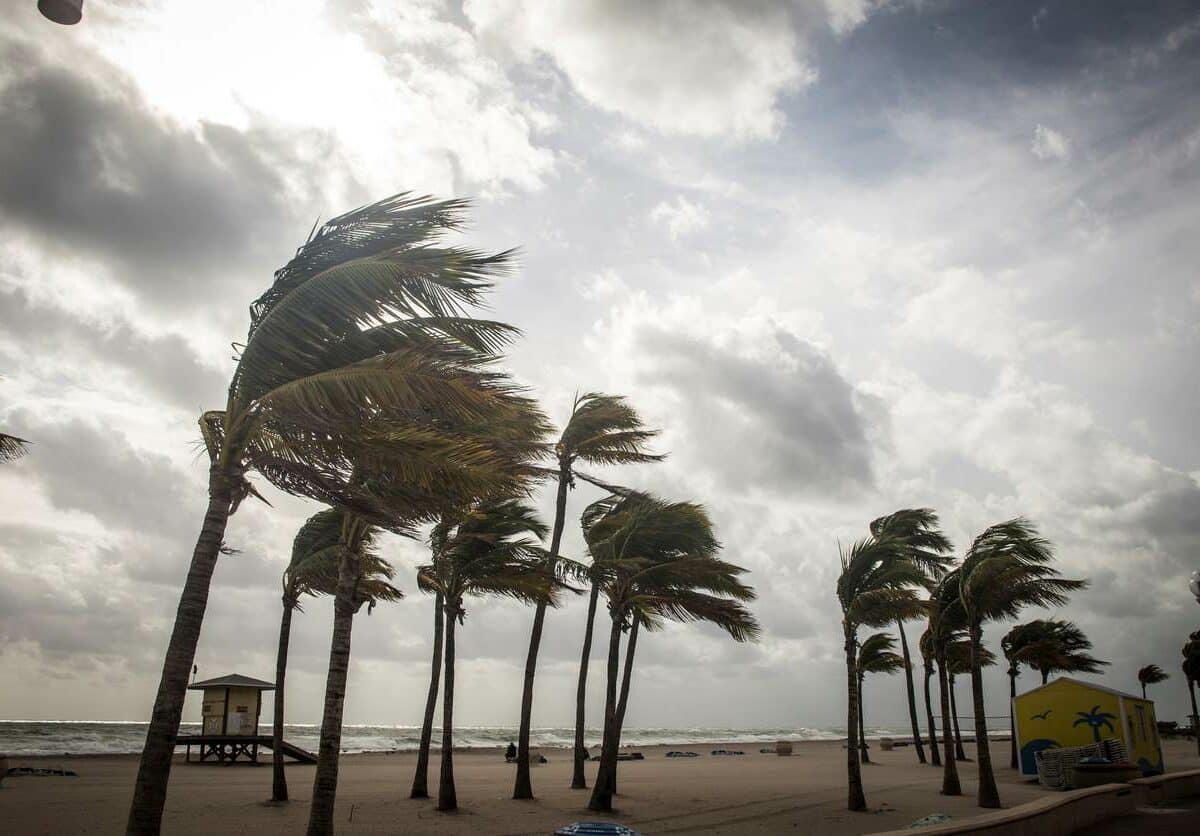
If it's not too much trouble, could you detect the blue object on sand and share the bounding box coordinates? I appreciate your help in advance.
[554,823,640,835]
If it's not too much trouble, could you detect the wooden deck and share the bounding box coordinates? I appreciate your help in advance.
[178,734,317,765]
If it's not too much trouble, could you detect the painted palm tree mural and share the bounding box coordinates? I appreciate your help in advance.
[1072,705,1117,742]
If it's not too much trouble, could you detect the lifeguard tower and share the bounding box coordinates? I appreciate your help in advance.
[179,673,315,765]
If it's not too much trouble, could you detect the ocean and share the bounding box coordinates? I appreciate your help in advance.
[0,721,910,757]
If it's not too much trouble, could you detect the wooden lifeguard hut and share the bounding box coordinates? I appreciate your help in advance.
[179,673,315,765]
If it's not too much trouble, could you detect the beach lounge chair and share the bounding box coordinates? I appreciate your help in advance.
[710,749,744,756]
[555,823,640,836]
[1033,738,1127,790]
[665,751,699,758]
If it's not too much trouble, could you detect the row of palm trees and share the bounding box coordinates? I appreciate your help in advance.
[838,509,1088,811]
[124,193,759,835]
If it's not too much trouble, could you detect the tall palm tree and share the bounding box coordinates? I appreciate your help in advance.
[127,194,538,835]
[918,628,942,767]
[515,393,662,800]
[958,519,1086,808]
[856,633,905,764]
[1137,664,1169,700]
[409,589,444,800]
[1183,631,1200,756]
[415,499,564,812]
[946,634,996,760]
[869,509,953,764]
[836,536,923,811]
[1002,621,1039,770]
[928,570,965,795]
[586,494,758,813]
[307,510,404,836]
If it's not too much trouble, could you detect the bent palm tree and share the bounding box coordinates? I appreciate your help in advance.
[946,633,995,760]
[514,393,662,800]
[127,194,538,835]
[869,509,953,764]
[918,628,942,767]
[928,570,965,795]
[1137,664,1169,700]
[836,536,923,811]
[588,495,758,813]
[856,633,905,764]
[958,519,1086,809]
[415,499,565,812]
[410,589,444,800]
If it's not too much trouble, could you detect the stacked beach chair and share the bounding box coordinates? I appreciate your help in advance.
[1033,738,1128,790]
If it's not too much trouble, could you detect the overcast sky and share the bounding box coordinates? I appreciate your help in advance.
[1,1,1198,734]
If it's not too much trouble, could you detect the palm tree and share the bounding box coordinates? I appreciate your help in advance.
[1183,631,1200,756]
[869,510,953,764]
[836,535,923,810]
[946,633,996,760]
[1073,705,1117,742]
[515,393,662,800]
[928,570,965,795]
[415,499,563,812]
[0,432,28,462]
[918,628,942,767]
[958,519,1086,808]
[1002,619,1106,769]
[1137,664,1169,700]
[587,495,758,813]
[856,633,905,764]
[127,193,538,835]
[409,589,444,800]
[307,510,404,835]
[274,509,402,803]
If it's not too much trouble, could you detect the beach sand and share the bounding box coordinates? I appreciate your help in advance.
[3,739,1197,835]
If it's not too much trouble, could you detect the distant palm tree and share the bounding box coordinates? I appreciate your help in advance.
[512,392,662,799]
[927,569,966,795]
[869,509,953,765]
[836,535,923,810]
[1137,664,1169,700]
[856,633,905,764]
[1072,705,1117,742]
[128,194,541,836]
[410,589,444,800]
[1002,619,1106,769]
[918,627,942,767]
[946,633,995,761]
[417,499,562,812]
[587,494,758,813]
[958,519,1086,808]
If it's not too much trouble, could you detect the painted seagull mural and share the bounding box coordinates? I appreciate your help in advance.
[1032,710,1052,720]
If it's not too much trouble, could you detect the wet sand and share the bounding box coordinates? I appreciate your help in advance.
[2,739,1197,834]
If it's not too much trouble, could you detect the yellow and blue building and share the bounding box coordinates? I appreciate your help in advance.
[1013,677,1163,777]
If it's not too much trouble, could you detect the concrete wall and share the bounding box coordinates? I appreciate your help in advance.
[868,769,1200,836]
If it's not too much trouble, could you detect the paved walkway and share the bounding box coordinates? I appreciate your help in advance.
[1077,797,1200,835]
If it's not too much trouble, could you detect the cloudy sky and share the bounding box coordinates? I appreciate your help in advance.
[1,1,1198,734]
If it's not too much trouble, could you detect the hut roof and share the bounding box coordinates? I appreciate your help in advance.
[1015,676,1142,702]
[187,673,275,691]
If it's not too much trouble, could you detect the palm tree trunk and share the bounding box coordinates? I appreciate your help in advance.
[587,612,623,813]
[513,464,570,800]
[305,551,359,835]
[970,624,1001,808]
[1041,669,1049,685]
[937,654,961,796]
[949,674,967,761]
[410,592,444,799]
[1188,679,1199,757]
[896,621,926,763]
[437,602,458,812]
[126,473,231,835]
[609,618,640,797]
[571,582,600,789]
[844,624,866,812]
[857,673,870,764]
[1008,668,1018,770]
[272,594,296,803]
[1141,683,1147,700]
[923,660,941,767]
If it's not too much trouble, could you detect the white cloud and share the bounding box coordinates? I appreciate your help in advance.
[464,0,817,140]
[650,196,711,242]
[1032,123,1072,160]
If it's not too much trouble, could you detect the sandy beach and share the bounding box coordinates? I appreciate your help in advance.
[4,738,1197,835]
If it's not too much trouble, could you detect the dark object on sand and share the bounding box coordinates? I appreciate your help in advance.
[666,751,699,758]
[6,766,78,777]
[615,752,644,761]
[505,742,517,762]
[710,749,744,756]
[555,823,640,835]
